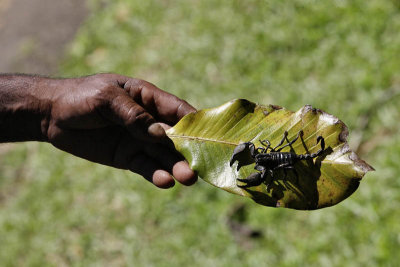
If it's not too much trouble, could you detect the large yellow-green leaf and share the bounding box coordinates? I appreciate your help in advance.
[166,99,373,210]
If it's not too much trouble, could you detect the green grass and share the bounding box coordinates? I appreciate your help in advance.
[1,0,400,266]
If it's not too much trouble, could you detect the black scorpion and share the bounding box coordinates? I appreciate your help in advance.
[229,130,325,188]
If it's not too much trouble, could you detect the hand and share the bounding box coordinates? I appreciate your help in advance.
[44,73,197,188]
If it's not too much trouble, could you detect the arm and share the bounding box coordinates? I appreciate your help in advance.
[0,74,51,142]
[0,73,197,188]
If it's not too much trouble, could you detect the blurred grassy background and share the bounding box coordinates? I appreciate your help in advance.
[1,0,400,266]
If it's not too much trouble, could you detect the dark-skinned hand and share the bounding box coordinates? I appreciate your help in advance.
[0,73,197,188]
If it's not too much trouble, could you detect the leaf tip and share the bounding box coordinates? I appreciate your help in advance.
[349,152,375,172]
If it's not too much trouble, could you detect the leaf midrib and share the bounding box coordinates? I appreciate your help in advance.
[167,134,238,146]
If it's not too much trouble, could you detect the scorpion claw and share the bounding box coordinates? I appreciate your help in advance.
[236,172,263,188]
[229,143,248,166]
[229,142,255,169]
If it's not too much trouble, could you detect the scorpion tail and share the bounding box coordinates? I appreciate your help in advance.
[316,136,325,155]
[298,136,326,160]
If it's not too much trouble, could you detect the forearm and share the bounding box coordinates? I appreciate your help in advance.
[0,74,52,142]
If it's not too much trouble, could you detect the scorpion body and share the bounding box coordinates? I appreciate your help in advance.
[230,130,325,188]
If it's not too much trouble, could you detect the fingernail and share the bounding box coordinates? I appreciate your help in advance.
[148,123,166,138]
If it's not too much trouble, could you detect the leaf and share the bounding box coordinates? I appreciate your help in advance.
[166,99,374,210]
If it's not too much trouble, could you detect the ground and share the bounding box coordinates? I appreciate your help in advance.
[0,0,87,75]
[0,0,88,157]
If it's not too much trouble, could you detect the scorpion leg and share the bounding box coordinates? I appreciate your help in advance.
[273,131,289,151]
[283,168,288,182]
[301,136,326,159]
[259,139,272,153]
[278,167,298,191]
[276,130,304,152]
[274,162,292,170]
[266,169,275,191]
[284,166,299,184]
[282,168,290,189]
[272,163,300,187]
[256,147,265,154]
[273,162,292,183]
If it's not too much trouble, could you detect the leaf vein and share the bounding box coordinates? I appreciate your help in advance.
[168,134,238,146]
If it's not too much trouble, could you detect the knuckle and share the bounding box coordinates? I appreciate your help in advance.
[124,78,148,97]
[125,105,148,126]
[96,85,118,106]
[124,78,143,89]
[91,73,126,89]
[176,98,196,117]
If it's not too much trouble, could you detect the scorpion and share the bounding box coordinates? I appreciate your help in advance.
[229,130,325,189]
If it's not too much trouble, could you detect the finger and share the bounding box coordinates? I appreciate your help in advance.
[49,125,175,189]
[158,122,171,131]
[129,154,175,189]
[153,170,176,189]
[147,123,166,138]
[110,132,175,188]
[123,78,197,124]
[144,143,198,186]
[101,89,166,140]
[172,161,198,186]
[103,74,197,120]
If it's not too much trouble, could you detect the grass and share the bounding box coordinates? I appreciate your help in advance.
[1,0,400,266]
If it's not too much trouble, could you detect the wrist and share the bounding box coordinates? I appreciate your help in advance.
[0,74,53,142]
